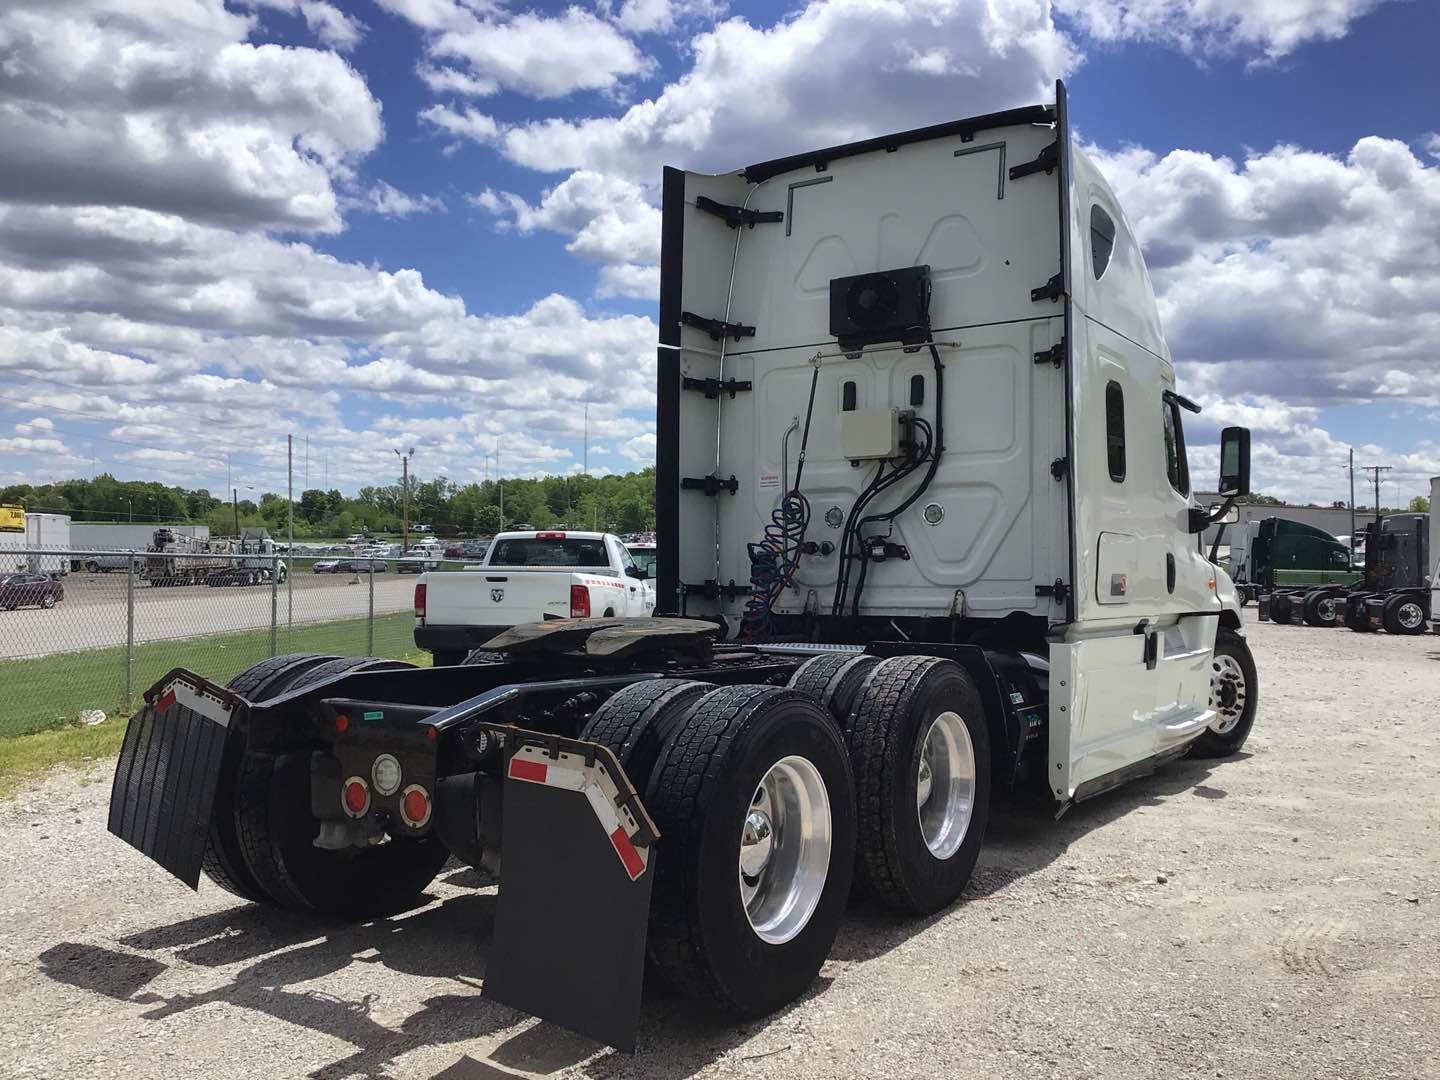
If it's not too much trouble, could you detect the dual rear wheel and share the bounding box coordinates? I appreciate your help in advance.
[577,654,991,1015]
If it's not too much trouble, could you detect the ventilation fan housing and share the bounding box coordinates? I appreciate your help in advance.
[828,265,932,352]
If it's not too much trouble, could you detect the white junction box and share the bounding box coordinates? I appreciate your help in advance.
[841,407,900,460]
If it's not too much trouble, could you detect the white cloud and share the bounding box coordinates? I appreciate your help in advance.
[252,0,366,50]
[418,64,499,97]
[1055,0,1393,59]
[471,171,661,264]
[349,181,445,218]
[596,263,661,300]
[378,2,652,99]
[14,417,54,437]
[1089,136,1440,417]
[0,0,382,233]
[611,0,726,35]
[421,104,500,145]
[619,433,657,464]
[487,0,1077,182]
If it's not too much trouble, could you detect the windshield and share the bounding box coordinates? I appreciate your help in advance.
[627,546,657,576]
[489,537,609,568]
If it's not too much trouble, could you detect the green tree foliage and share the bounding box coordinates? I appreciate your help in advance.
[1410,495,1430,513]
[1,467,659,538]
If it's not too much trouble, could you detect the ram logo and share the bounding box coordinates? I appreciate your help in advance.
[490,588,504,603]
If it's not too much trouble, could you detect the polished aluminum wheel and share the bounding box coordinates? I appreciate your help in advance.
[1316,596,1338,622]
[1209,653,1248,733]
[738,755,831,945]
[1396,601,1425,630]
[915,711,976,860]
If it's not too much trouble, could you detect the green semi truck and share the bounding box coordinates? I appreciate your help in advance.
[1231,517,1360,602]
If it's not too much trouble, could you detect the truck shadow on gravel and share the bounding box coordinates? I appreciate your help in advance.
[36,755,1241,1080]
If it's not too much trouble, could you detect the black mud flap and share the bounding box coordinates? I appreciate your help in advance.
[107,670,243,888]
[483,735,658,1052]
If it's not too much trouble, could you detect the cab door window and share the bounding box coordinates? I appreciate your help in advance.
[1162,398,1190,496]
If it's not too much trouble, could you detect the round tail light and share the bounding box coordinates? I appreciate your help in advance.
[400,784,432,828]
[342,776,370,818]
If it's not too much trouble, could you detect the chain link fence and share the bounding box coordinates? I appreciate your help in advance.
[0,547,430,739]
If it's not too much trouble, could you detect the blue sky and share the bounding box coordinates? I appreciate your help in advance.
[0,0,1435,507]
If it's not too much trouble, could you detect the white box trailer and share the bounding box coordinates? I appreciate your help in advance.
[23,513,70,575]
[106,82,1257,1051]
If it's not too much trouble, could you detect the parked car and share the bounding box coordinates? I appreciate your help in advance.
[84,554,131,573]
[397,552,443,574]
[443,542,466,558]
[344,534,366,545]
[0,572,64,610]
[313,559,343,574]
[342,558,387,573]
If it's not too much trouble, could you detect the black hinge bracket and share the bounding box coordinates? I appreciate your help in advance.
[695,195,784,229]
[1031,272,1064,304]
[681,474,739,497]
[1009,141,1059,181]
[681,311,756,342]
[1033,342,1064,367]
[1036,580,1070,604]
[1050,457,1068,480]
[682,376,752,400]
[680,579,749,600]
[1142,631,1159,671]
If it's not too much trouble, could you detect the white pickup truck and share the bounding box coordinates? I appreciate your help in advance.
[414,530,655,665]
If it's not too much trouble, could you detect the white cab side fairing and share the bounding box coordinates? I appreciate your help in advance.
[1047,145,1220,800]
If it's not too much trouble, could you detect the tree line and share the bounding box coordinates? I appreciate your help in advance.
[1,469,658,539]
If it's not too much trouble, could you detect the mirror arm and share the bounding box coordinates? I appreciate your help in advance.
[1206,495,1240,563]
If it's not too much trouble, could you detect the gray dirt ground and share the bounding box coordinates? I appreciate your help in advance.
[1,616,1437,1080]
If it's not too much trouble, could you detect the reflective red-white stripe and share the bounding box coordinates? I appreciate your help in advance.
[152,679,233,728]
[506,746,650,881]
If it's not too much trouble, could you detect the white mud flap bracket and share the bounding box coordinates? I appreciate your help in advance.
[483,733,658,1051]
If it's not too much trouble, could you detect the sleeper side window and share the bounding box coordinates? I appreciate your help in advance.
[1162,398,1191,496]
[1091,205,1116,280]
[1104,380,1125,482]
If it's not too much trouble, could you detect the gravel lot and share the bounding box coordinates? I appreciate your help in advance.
[1,616,1437,1080]
[0,573,417,659]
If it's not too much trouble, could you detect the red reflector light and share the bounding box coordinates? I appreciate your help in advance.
[335,714,350,733]
[414,582,426,618]
[425,725,437,741]
[400,785,432,827]
[536,531,566,540]
[570,583,590,619]
[342,777,370,817]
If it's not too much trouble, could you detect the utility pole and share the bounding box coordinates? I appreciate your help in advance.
[1347,448,1355,549]
[394,446,415,551]
[496,436,503,526]
[583,402,589,476]
[287,434,294,641]
[233,488,240,536]
[304,435,309,490]
[1362,465,1391,526]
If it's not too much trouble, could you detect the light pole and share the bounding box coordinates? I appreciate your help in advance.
[495,436,503,527]
[394,446,415,552]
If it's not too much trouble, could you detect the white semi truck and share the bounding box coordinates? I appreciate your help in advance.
[106,83,1256,1051]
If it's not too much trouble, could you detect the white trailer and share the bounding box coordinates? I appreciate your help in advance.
[23,513,71,575]
[107,83,1257,1051]
[1431,476,1439,632]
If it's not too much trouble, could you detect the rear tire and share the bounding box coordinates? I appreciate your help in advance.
[1302,591,1339,628]
[645,685,856,1016]
[1382,594,1428,635]
[233,656,450,917]
[1269,592,1294,624]
[1190,628,1258,758]
[844,656,991,914]
[786,654,881,727]
[203,654,341,903]
[578,679,713,792]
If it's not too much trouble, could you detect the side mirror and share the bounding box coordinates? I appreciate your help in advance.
[1208,502,1240,525]
[1218,427,1251,497]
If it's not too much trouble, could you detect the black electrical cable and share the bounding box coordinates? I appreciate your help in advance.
[845,341,947,617]
[741,364,822,643]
